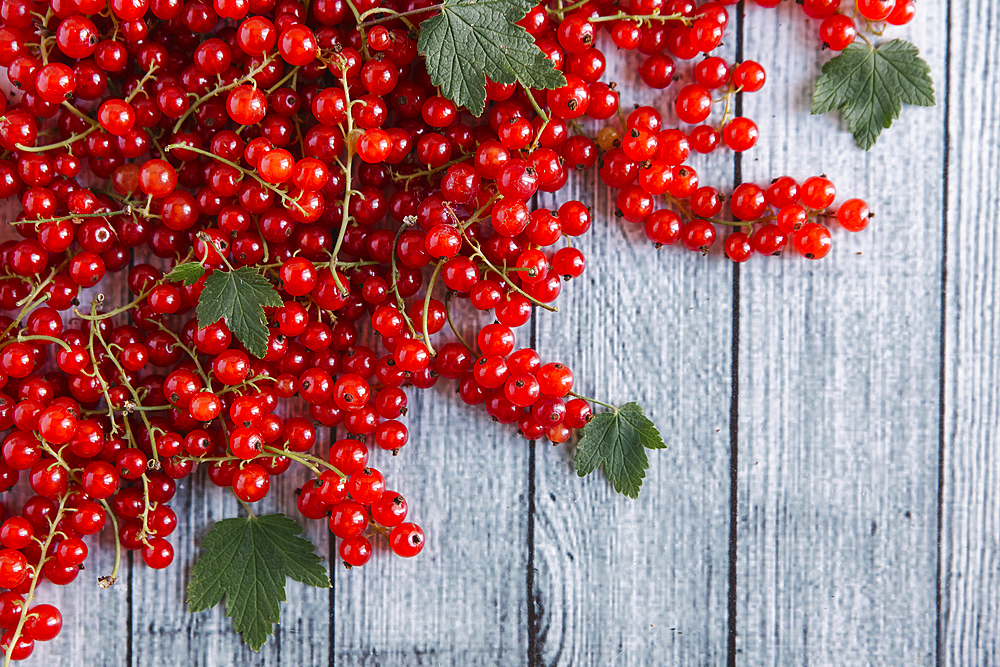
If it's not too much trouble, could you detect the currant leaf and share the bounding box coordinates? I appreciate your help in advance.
[196,266,282,359]
[574,402,666,499]
[164,262,205,286]
[187,514,330,652]
[417,0,566,116]
[811,39,935,150]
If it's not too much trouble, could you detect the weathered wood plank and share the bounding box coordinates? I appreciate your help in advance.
[736,3,947,665]
[332,384,530,665]
[941,1,1000,664]
[530,37,736,663]
[131,455,332,667]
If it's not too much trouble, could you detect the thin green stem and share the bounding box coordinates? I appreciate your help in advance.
[421,260,444,356]
[388,220,419,337]
[59,100,99,127]
[16,124,98,153]
[93,310,162,461]
[163,144,307,215]
[265,65,301,95]
[695,212,775,227]
[97,499,122,587]
[125,64,160,104]
[8,208,132,226]
[326,72,357,297]
[392,152,472,190]
[587,10,691,25]
[523,86,550,127]
[444,291,475,355]
[173,56,274,133]
[547,0,588,16]
[3,495,68,667]
[357,3,429,27]
[568,391,617,412]
[11,334,70,352]
[237,496,257,519]
[152,322,212,386]
[1,290,52,341]
[73,288,152,321]
[454,216,558,313]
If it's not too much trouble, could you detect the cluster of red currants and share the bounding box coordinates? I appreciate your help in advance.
[751,0,915,51]
[0,0,900,659]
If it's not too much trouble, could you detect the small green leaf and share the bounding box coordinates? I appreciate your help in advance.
[188,514,330,652]
[196,267,282,359]
[417,0,566,116]
[812,39,935,150]
[164,262,206,286]
[574,402,666,499]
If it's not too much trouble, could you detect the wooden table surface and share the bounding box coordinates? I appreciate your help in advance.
[9,1,998,665]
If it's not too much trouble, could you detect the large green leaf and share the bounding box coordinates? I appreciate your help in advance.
[188,514,331,651]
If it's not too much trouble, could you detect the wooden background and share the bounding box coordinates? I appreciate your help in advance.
[5,0,997,665]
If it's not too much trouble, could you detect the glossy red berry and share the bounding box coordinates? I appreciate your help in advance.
[793,223,832,260]
[389,523,424,557]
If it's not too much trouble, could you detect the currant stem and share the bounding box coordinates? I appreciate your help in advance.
[421,260,444,356]
[59,100,99,128]
[3,494,68,667]
[264,65,302,96]
[695,212,776,227]
[327,68,357,297]
[173,55,274,133]
[151,321,212,387]
[459,231,558,312]
[16,124,98,153]
[73,287,152,321]
[444,291,475,356]
[99,334,162,464]
[391,152,473,190]
[523,85,551,128]
[357,3,434,27]
[163,144,308,216]
[236,495,257,519]
[82,301,120,434]
[8,208,133,227]
[389,218,419,338]
[568,391,617,412]
[98,498,122,587]
[2,292,51,343]
[124,63,160,104]
[547,0,590,17]
[137,474,155,546]
[587,10,691,25]
[13,334,71,352]
[262,447,346,478]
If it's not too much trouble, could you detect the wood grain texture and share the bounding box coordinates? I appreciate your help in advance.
[130,461,332,667]
[940,0,1000,664]
[529,37,737,663]
[736,3,947,666]
[332,383,530,666]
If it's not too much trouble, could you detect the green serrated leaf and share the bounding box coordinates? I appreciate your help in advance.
[812,39,935,150]
[196,267,282,359]
[417,0,566,116]
[574,402,665,499]
[164,262,206,286]
[188,514,330,652]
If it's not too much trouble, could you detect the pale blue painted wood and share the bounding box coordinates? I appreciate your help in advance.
[941,1,1000,665]
[736,3,948,666]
